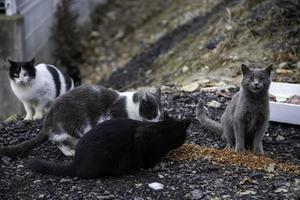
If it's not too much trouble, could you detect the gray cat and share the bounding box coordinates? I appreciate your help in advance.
[0,85,162,157]
[196,64,273,154]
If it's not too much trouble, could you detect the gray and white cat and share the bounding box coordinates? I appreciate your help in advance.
[8,58,75,120]
[196,64,273,154]
[0,85,162,157]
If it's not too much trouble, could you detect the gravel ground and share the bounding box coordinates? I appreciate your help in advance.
[0,90,299,200]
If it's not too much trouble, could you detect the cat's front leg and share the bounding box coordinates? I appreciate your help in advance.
[253,123,268,155]
[223,126,234,150]
[33,104,45,120]
[23,102,33,120]
[233,120,245,154]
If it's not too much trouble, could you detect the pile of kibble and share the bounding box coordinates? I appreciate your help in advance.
[167,143,300,174]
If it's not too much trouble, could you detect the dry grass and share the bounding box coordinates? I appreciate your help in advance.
[167,143,300,174]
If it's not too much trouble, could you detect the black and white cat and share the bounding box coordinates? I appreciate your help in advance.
[0,85,162,157]
[29,117,190,179]
[8,58,75,120]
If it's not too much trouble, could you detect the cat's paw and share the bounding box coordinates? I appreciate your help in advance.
[24,115,33,120]
[253,147,264,155]
[235,146,245,154]
[225,144,234,150]
[33,113,43,120]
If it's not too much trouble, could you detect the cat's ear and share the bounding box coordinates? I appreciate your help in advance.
[28,58,35,67]
[7,58,14,65]
[155,87,161,98]
[183,119,191,129]
[264,64,273,75]
[241,64,250,75]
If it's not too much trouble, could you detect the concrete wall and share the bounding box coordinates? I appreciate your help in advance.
[0,15,24,120]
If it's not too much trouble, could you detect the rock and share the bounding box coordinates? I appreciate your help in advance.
[266,163,276,173]
[239,176,252,185]
[1,156,12,164]
[275,135,285,141]
[185,189,204,200]
[203,155,213,161]
[222,195,231,199]
[274,187,288,193]
[148,182,164,190]
[182,65,189,73]
[38,194,45,199]
[158,174,164,178]
[278,62,288,69]
[238,190,257,195]
[90,31,100,38]
[181,82,200,92]
[207,100,221,108]
[33,180,41,184]
[297,62,300,70]
[96,195,115,200]
[295,179,300,188]
[135,183,143,188]
[276,68,293,75]
[133,198,144,200]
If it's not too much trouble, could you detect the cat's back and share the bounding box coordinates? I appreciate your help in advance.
[76,119,142,161]
[222,91,240,116]
[80,118,142,142]
[34,64,74,94]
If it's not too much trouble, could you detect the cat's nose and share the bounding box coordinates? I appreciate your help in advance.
[254,82,259,86]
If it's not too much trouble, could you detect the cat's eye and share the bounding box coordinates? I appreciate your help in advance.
[14,73,19,77]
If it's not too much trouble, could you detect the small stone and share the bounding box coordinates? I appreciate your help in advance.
[135,183,143,188]
[222,195,231,199]
[274,187,288,193]
[90,31,100,38]
[181,82,199,92]
[33,180,41,184]
[295,179,300,191]
[148,182,164,190]
[207,100,221,108]
[239,176,252,185]
[182,65,189,73]
[239,190,256,195]
[278,62,288,69]
[275,135,285,141]
[297,62,300,70]
[187,189,204,200]
[158,174,164,178]
[266,163,276,173]
[38,194,45,199]
[1,156,12,164]
[133,198,144,200]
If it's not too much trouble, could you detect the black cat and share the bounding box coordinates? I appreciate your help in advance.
[29,117,190,179]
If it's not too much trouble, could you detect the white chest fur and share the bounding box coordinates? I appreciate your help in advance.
[119,92,142,121]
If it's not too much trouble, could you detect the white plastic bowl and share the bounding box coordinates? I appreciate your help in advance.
[269,82,300,125]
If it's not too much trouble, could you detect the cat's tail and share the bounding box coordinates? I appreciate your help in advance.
[196,99,223,136]
[0,131,48,157]
[29,159,76,177]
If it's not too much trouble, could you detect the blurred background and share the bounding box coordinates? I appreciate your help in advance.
[0,0,299,120]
